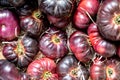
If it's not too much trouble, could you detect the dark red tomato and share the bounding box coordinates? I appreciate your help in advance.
[47,15,70,28]
[88,23,116,57]
[97,0,120,41]
[69,31,94,62]
[20,10,43,38]
[2,35,39,68]
[39,0,75,17]
[0,9,20,41]
[90,57,106,80]
[39,27,68,59]
[105,58,120,80]
[27,58,58,80]
[90,57,120,80]
[56,55,89,80]
[73,0,99,29]
[78,0,99,16]
[0,59,21,80]
[73,9,90,29]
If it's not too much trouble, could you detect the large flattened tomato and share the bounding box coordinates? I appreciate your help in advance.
[97,0,120,41]
[27,58,58,80]
[90,57,120,80]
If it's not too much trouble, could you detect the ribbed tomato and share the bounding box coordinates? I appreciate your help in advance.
[90,57,120,80]
[2,35,39,68]
[27,58,58,80]
[56,55,89,80]
[39,27,68,59]
[88,23,116,57]
[97,0,120,41]
[69,31,94,62]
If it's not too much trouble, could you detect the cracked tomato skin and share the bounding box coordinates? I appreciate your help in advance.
[56,55,89,80]
[88,23,116,57]
[39,27,68,59]
[97,0,120,41]
[69,31,94,62]
[2,35,39,68]
[27,58,58,80]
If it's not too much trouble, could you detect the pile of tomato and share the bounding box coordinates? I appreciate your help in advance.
[0,0,120,80]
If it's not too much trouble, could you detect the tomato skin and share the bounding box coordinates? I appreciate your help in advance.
[27,58,58,80]
[88,23,116,57]
[73,0,99,29]
[0,59,21,80]
[78,0,99,16]
[39,27,68,59]
[73,9,90,29]
[0,9,20,41]
[97,0,120,41]
[90,58,106,80]
[2,35,39,68]
[56,55,89,80]
[39,0,75,17]
[69,31,94,62]
[90,57,120,80]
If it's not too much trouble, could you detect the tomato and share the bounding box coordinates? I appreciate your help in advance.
[69,31,94,62]
[73,0,99,29]
[2,35,39,68]
[78,0,99,16]
[56,55,89,80]
[90,57,120,80]
[90,57,106,80]
[0,9,20,41]
[88,23,116,57]
[0,59,21,80]
[27,58,58,80]
[39,27,68,59]
[20,9,43,38]
[97,0,120,41]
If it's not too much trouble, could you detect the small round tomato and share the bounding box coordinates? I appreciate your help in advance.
[27,57,58,80]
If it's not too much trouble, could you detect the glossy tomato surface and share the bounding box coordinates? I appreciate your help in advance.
[88,23,116,57]
[39,27,68,59]
[39,0,75,17]
[97,0,120,41]
[69,31,94,62]
[27,58,58,80]
[0,59,21,80]
[90,57,120,80]
[56,55,89,80]
[2,35,39,68]
[0,9,20,41]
